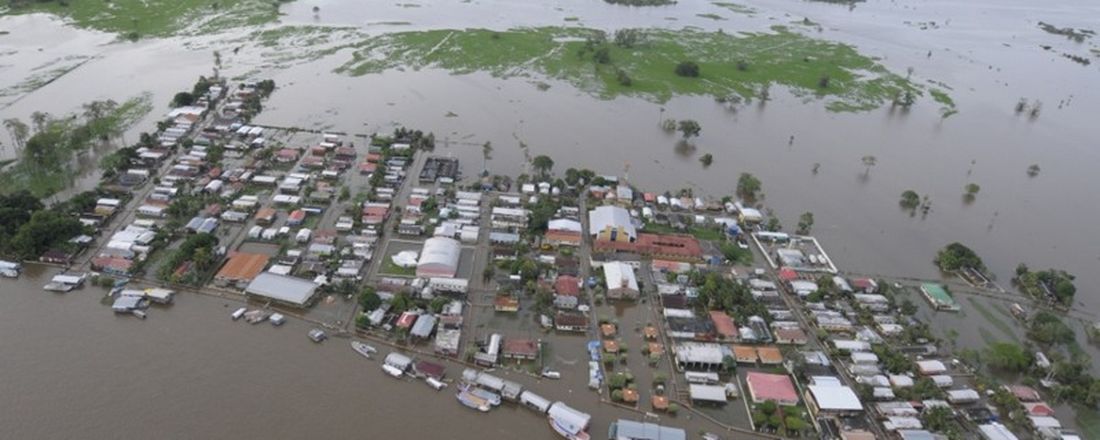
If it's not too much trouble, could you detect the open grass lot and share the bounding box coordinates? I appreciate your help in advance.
[379,258,416,277]
[338,26,947,112]
[642,222,725,241]
[1,0,286,37]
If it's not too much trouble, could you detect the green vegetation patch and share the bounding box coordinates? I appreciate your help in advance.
[2,0,290,38]
[1038,21,1094,43]
[966,298,1019,342]
[381,258,416,276]
[337,26,940,112]
[711,2,756,15]
[0,93,153,197]
[696,13,725,21]
[604,0,676,5]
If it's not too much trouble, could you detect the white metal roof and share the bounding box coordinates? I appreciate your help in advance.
[978,423,1020,440]
[604,261,638,292]
[675,342,725,365]
[588,205,635,239]
[245,273,318,306]
[417,237,460,277]
[688,384,728,403]
[808,385,863,411]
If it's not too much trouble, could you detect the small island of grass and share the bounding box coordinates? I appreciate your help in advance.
[1,0,288,37]
[337,26,950,113]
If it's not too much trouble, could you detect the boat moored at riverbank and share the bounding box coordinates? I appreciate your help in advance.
[351,340,377,359]
[456,383,491,412]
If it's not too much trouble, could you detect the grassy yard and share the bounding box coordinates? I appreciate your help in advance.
[643,222,725,241]
[380,258,416,277]
[338,26,946,112]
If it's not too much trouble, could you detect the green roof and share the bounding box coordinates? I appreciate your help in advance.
[921,283,958,308]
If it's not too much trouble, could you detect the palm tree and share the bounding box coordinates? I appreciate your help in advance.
[481,141,492,175]
[30,111,49,133]
[532,155,554,178]
[3,118,29,155]
[861,155,877,177]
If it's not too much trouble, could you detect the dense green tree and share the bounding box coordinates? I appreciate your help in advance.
[359,287,381,311]
[699,153,713,167]
[1028,311,1075,344]
[171,92,195,107]
[736,173,762,202]
[985,342,1032,372]
[935,242,985,271]
[677,119,701,139]
[797,212,814,235]
[900,190,921,210]
[674,61,700,77]
[532,155,555,177]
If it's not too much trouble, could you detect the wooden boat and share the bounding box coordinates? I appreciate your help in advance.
[351,340,377,359]
[469,387,501,406]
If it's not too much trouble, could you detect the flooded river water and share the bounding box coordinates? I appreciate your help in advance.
[2,0,1100,436]
[0,269,662,439]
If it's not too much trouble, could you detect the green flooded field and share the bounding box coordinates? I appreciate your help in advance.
[1,0,288,37]
[336,26,950,112]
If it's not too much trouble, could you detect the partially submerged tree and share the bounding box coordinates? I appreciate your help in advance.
[677,120,701,139]
[935,242,985,272]
[1027,164,1041,177]
[736,173,762,202]
[900,190,921,210]
[797,212,814,235]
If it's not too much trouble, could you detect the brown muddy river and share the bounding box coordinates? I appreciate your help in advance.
[1,0,1099,437]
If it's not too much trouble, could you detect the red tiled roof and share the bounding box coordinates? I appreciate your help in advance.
[396,312,419,328]
[756,346,783,364]
[503,339,539,357]
[555,275,581,296]
[746,372,799,405]
[1023,402,1055,417]
[778,267,798,281]
[545,229,582,244]
[1009,385,1041,402]
[709,311,736,338]
[595,232,703,261]
[215,253,270,282]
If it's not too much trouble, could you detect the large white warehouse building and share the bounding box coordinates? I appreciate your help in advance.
[416,237,461,278]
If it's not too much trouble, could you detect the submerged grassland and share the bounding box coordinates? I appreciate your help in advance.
[337,26,948,112]
[0,0,288,37]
